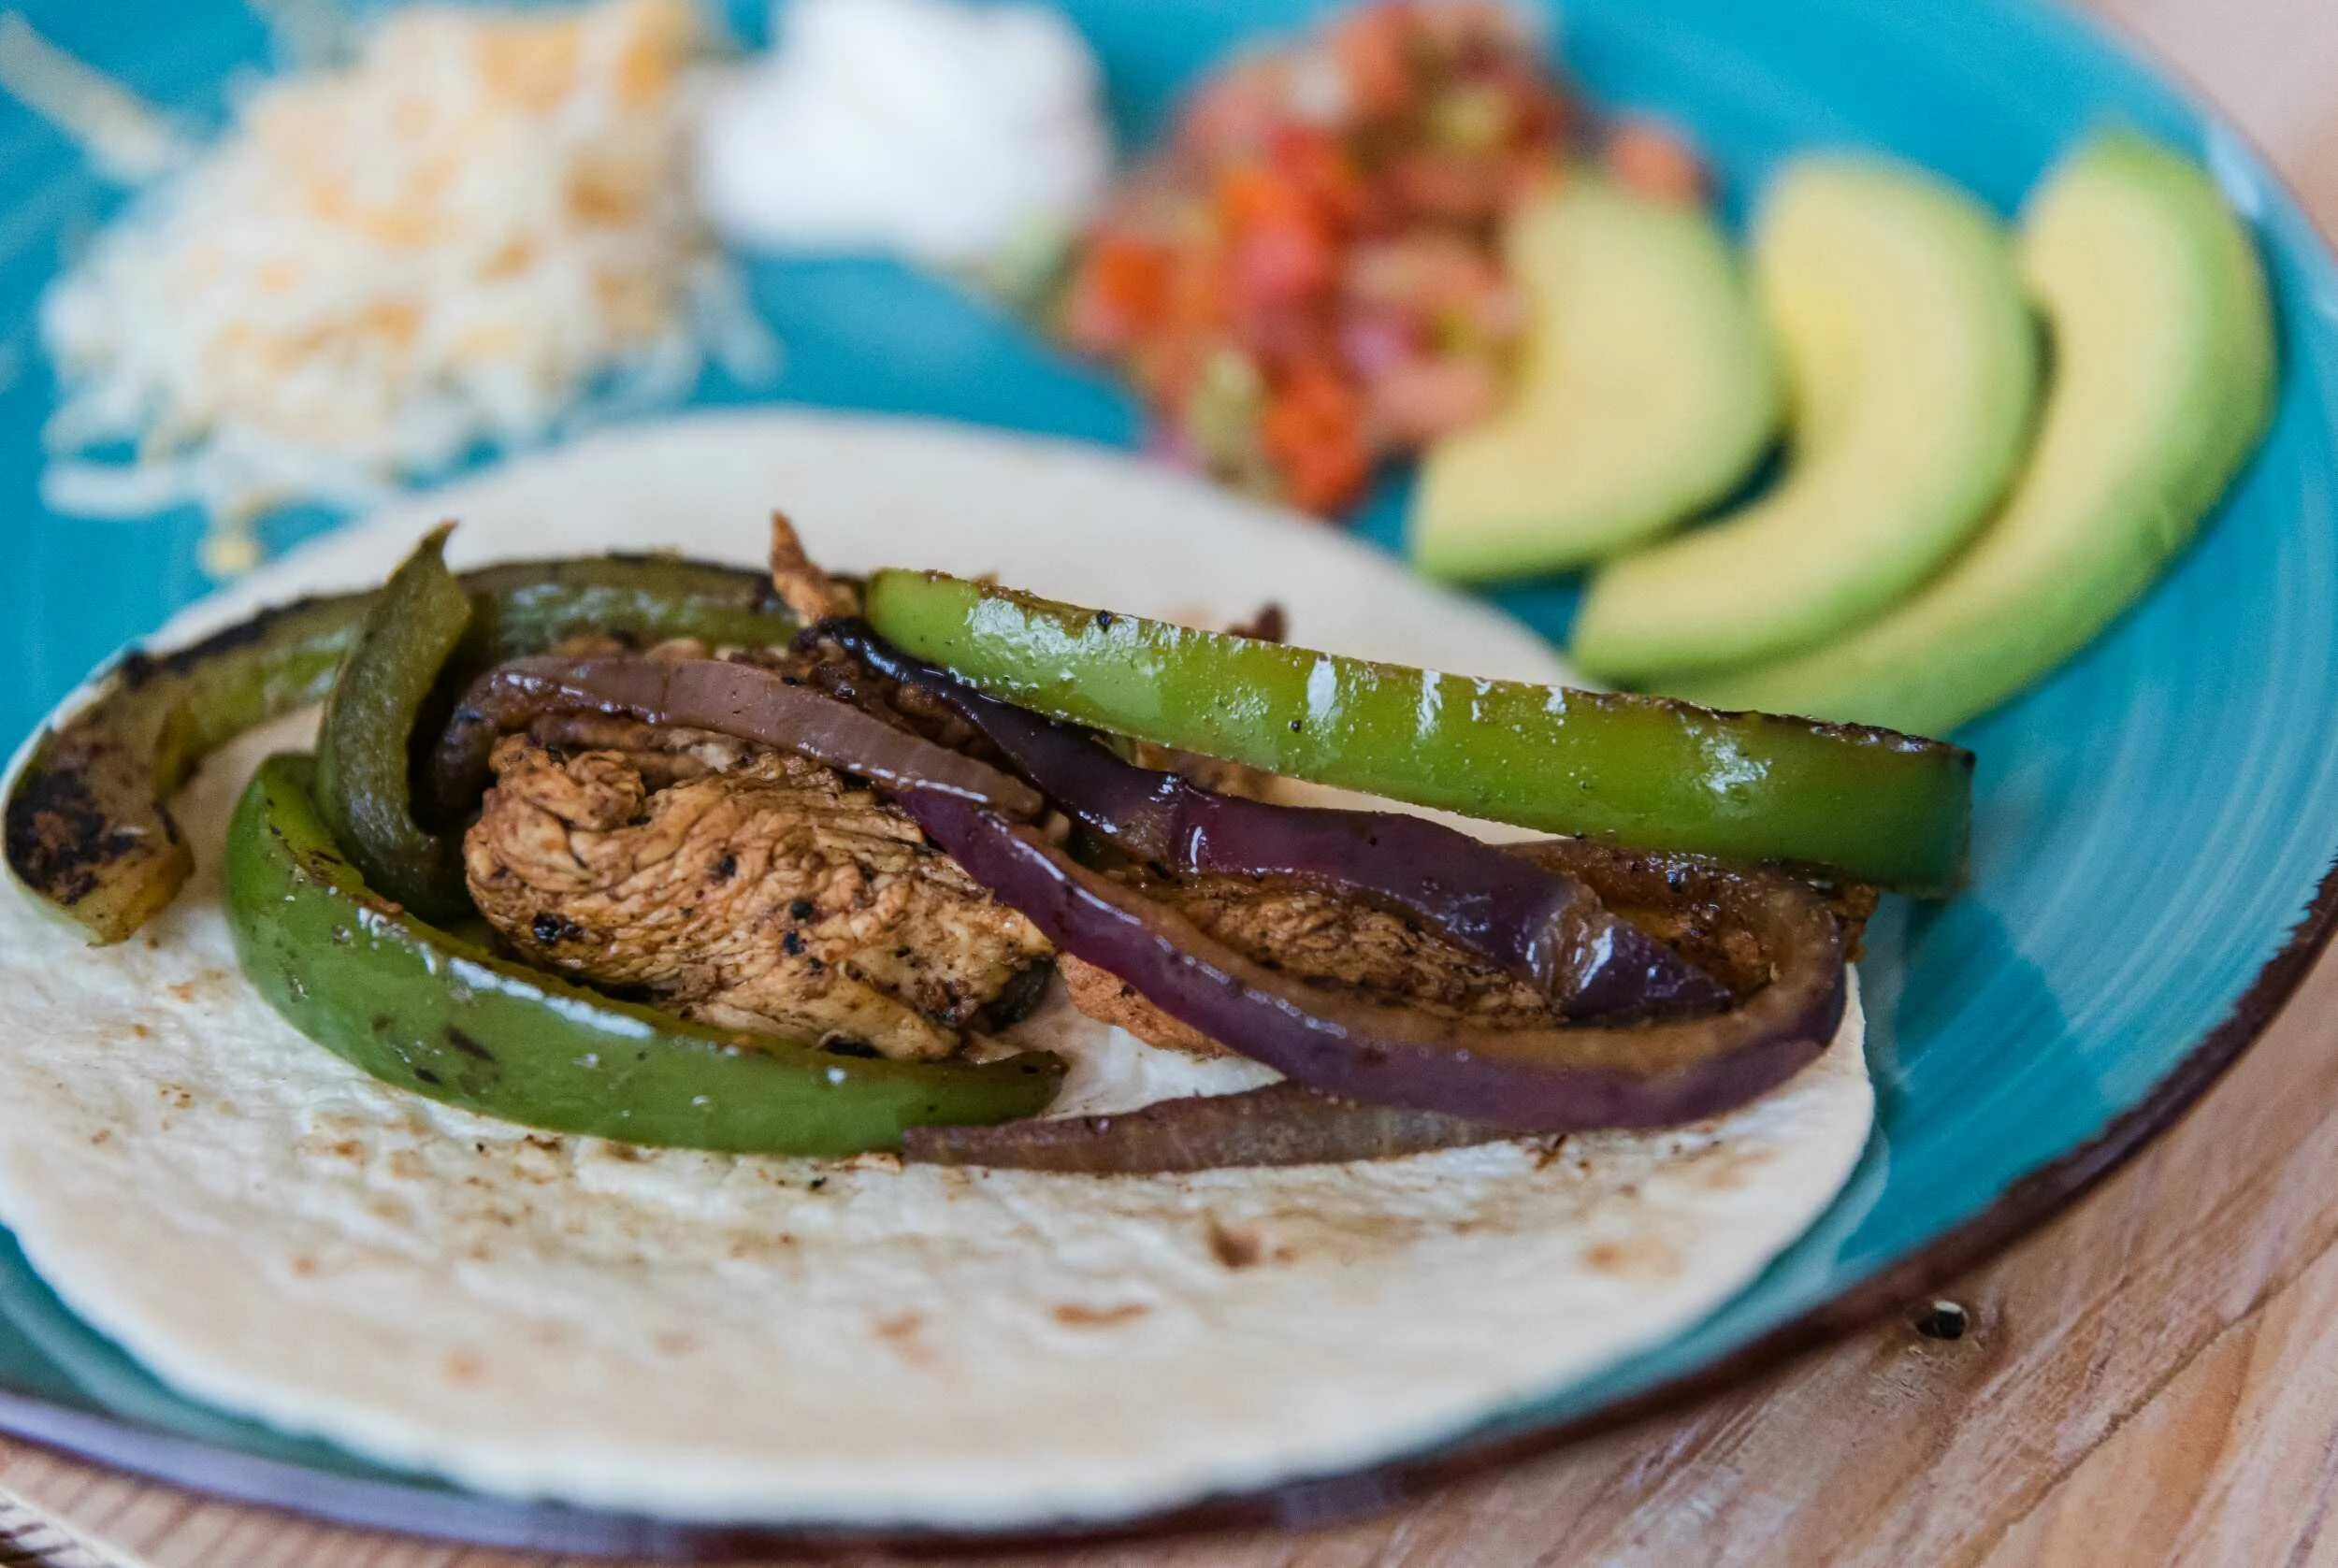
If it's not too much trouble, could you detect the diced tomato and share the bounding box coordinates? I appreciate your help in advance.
[1216,162,1338,330]
[1502,151,1566,213]
[1061,231,1172,355]
[1090,233,1172,318]
[1604,116,1709,205]
[1159,232,1227,330]
[1267,123,1367,231]
[1176,58,1288,162]
[1262,362,1373,513]
[1058,0,1712,520]
[1382,149,1508,223]
[1364,353,1500,444]
[1329,3,1422,123]
[1215,162,1316,236]
[1280,435,1374,514]
[1232,223,1335,305]
[1129,334,1204,413]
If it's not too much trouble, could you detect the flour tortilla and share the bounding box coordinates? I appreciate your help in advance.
[0,411,1872,1529]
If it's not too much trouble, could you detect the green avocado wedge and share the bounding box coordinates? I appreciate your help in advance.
[1409,173,1781,579]
[1676,134,2276,735]
[224,754,1064,1156]
[1571,156,2041,682]
[862,569,1973,894]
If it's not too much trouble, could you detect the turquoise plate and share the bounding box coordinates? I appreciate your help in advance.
[2,0,2335,1551]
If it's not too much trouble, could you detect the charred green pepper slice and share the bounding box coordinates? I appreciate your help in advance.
[454,554,806,666]
[864,569,1973,894]
[314,526,474,923]
[226,754,1064,1154]
[7,554,795,943]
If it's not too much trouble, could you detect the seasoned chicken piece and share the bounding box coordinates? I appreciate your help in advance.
[1058,955,1225,1057]
[1061,871,1554,1058]
[768,511,859,624]
[464,723,1051,1060]
[1156,875,1552,1023]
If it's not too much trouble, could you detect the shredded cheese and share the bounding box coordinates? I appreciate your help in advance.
[29,0,776,572]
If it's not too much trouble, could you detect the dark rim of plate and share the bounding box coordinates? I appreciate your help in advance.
[1,2,2334,1559]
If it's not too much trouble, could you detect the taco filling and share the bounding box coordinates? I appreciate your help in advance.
[5,512,1966,1172]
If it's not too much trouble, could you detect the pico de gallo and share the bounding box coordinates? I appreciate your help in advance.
[1059,0,1710,516]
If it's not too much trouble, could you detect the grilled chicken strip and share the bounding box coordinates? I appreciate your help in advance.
[464,716,1051,1060]
[1058,870,1557,1059]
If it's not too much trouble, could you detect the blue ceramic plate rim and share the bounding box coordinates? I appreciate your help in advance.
[0,0,2334,1553]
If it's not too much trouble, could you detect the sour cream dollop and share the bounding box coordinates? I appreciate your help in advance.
[697,0,1114,267]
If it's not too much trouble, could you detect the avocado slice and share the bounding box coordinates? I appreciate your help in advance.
[1675,134,2276,736]
[1408,173,1780,580]
[1570,157,2042,682]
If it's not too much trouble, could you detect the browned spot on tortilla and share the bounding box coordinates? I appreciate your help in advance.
[445,1351,484,1385]
[655,1331,699,1356]
[166,972,232,1005]
[1052,1302,1149,1330]
[154,1083,194,1111]
[1206,1216,1263,1270]
[88,1129,111,1146]
[290,1255,317,1278]
[1682,1142,1773,1194]
[1582,1235,1682,1283]
[386,1150,426,1181]
[128,1023,151,1040]
[872,1311,931,1363]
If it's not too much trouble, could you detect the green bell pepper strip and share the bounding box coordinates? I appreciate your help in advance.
[6,554,796,943]
[863,570,1974,894]
[226,754,1064,1155]
[454,553,805,666]
[313,525,475,923]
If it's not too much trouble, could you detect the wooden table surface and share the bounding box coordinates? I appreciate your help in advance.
[7,1,2338,1563]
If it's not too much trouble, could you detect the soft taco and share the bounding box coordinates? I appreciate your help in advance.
[0,415,1957,1528]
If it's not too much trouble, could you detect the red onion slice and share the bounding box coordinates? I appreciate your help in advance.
[430,655,1044,821]
[899,788,1847,1133]
[903,1081,1506,1172]
[831,623,1725,1019]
